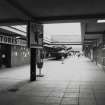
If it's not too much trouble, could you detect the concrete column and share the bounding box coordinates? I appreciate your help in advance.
[30,48,36,81]
[81,22,86,51]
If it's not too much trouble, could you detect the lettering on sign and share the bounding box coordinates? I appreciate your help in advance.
[0,35,27,46]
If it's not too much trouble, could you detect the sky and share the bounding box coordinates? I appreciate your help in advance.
[44,23,81,39]
[43,23,82,51]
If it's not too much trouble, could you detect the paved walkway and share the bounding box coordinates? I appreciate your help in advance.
[0,56,105,105]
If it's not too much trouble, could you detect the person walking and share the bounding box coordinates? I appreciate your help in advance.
[61,54,64,64]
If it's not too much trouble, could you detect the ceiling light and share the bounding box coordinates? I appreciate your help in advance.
[16,36,20,38]
[97,19,105,23]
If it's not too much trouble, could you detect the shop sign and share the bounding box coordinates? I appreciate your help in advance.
[0,35,26,46]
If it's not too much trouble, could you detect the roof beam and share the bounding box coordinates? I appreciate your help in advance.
[84,38,101,40]
[0,19,28,25]
[38,14,105,23]
[85,31,104,35]
[50,43,82,45]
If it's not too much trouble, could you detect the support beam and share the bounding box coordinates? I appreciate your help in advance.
[85,31,104,35]
[50,43,82,45]
[0,19,27,25]
[38,14,105,23]
[84,39,97,41]
[30,48,37,81]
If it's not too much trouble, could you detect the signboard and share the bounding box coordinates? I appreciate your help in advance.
[30,23,43,48]
[0,35,26,46]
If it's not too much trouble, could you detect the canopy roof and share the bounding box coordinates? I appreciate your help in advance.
[0,0,104,46]
[0,0,105,24]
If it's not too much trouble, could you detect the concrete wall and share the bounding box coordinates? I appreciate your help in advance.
[84,46,104,69]
[92,47,105,70]
[97,48,103,65]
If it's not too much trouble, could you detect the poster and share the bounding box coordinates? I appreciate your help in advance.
[29,23,43,48]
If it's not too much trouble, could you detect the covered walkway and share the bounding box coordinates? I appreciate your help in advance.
[0,56,105,105]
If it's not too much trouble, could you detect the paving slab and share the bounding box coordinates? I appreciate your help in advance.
[0,57,105,105]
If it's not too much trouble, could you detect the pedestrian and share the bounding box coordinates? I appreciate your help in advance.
[78,53,80,58]
[61,54,64,64]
